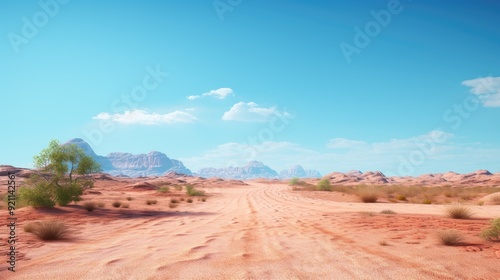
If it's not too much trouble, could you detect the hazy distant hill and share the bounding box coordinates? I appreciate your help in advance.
[65,138,192,177]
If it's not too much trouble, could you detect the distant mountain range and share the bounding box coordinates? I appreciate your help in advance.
[66,138,322,179]
[66,139,192,177]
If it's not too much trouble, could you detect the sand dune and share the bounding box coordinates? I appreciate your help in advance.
[1,181,500,279]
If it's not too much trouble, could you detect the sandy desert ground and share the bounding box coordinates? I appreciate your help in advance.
[1,177,500,280]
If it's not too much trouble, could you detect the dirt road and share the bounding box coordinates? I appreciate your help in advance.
[3,182,500,279]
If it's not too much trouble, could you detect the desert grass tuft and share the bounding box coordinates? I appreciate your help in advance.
[158,186,170,193]
[23,222,40,233]
[170,198,180,203]
[112,201,122,208]
[358,191,378,203]
[169,203,178,208]
[437,230,463,246]
[146,199,157,205]
[186,198,193,203]
[126,197,133,201]
[378,240,389,246]
[186,184,206,196]
[380,209,396,214]
[480,218,500,241]
[29,220,69,240]
[490,194,500,205]
[83,201,96,212]
[446,205,473,219]
[201,197,206,202]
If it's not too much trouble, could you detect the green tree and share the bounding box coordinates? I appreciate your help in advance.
[21,140,101,207]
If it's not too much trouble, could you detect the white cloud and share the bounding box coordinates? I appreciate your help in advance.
[327,138,367,149]
[462,76,500,107]
[222,102,291,122]
[187,88,233,100]
[92,109,196,125]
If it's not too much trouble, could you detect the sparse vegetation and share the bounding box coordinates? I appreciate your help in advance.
[121,203,129,208]
[97,202,105,208]
[316,179,332,191]
[357,191,378,203]
[112,201,122,208]
[146,199,157,205]
[126,197,133,201]
[158,186,170,193]
[490,194,500,205]
[23,222,40,233]
[380,209,396,214]
[83,201,96,212]
[170,198,180,203]
[437,230,463,246]
[180,198,185,201]
[421,197,433,204]
[201,197,207,202]
[480,218,500,241]
[169,203,178,208]
[187,198,193,203]
[446,205,473,219]
[174,185,183,191]
[28,220,70,241]
[19,140,101,207]
[378,240,389,246]
[186,184,206,196]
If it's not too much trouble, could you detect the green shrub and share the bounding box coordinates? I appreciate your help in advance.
[54,183,83,206]
[18,185,55,208]
[186,185,206,196]
[316,179,332,191]
[158,186,170,193]
[480,218,500,241]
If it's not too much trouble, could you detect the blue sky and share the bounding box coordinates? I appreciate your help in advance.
[1,0,500,176]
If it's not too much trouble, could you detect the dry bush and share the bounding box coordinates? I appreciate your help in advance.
[97,202,105,208]
[30,220,69,240]
[112,201,122,208]
[169,203,178,208]
[201,197,207,202]
[174,185,183,191]
[358,191,378,203]
[187,198,193,203]
[437,230,463,246]
[121,203,129,208]
[480,218,500,241]
[378,240,389,246]
[83,201,96,212]
[126,197,133,201]
[146,199,157,205]
[490,194,500,205]
[158,186,170,193]
[380,209,396,214]
[23,221,40,233]
[170,198,180,203]
[446,205,473,219]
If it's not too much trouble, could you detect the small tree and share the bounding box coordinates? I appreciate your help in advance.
[316,179,332,191]
[20,140,101,207]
